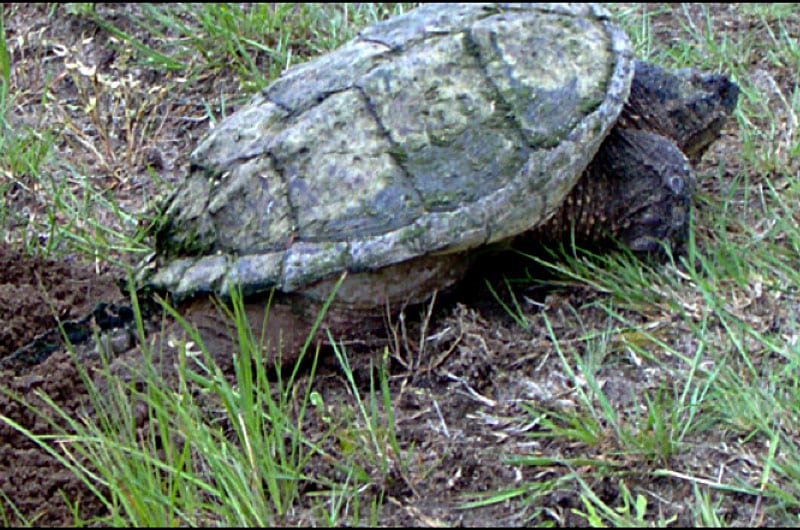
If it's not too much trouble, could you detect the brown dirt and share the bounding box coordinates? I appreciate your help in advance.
[0,252,120,359]
[0,246,122,525]
[0,241,534,526]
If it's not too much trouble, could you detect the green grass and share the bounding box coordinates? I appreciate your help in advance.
[68,3,411,91]
[1,2,800,527]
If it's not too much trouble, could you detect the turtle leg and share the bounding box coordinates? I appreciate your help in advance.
[593,128,694,253]
[527,127,694,254]
[160,297,316,372]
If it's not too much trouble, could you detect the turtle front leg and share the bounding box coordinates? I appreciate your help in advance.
[525,127,694,255]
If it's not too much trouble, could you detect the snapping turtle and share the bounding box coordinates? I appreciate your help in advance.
[4,3,738,370]
[128,3,737,358]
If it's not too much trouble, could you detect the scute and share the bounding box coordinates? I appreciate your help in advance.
[470,10,614,147]
[359,31,527,212]
[145,3,633,301]
[263,40,391,113]
[270,89,424,240]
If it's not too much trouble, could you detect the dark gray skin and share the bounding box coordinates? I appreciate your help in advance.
[528,61,738,255]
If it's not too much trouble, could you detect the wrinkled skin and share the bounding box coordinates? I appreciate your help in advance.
[528,61,738,254]
[621,61,740,162]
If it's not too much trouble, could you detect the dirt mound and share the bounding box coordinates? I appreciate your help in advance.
[0,245,121,525]
[0,240,527,526]
[0,248,121,358]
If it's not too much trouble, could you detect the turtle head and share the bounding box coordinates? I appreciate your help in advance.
[622,61,739,162]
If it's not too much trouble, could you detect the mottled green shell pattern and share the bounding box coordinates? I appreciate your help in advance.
[142,3,633,300]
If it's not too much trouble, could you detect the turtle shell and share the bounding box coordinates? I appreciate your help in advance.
[142,3,633,301]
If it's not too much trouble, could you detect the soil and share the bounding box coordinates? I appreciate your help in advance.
[0,249,122,525]
[0,2,788,527]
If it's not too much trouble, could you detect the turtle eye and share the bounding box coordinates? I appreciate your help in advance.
[666,174,685,195]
